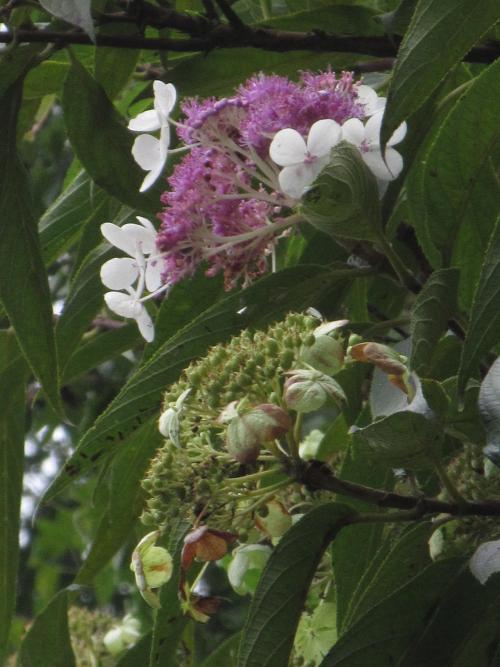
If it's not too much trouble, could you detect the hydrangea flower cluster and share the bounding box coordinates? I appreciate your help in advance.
[101,71,407,340]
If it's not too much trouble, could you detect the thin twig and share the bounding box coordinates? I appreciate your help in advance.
[0,28,497,63]
[301,461,500,518]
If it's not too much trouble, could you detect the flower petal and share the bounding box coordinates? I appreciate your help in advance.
[362,147,403,181]
[364,110,383,145]
[101,222,135,256]
[153,81,177,120]
[307,119,341,158]
[470,539,500,585]
[356,84,379,116]
[341,118,365,147]
[136,307,155,342]
[278,163,315,199]
[132,134,162,172]
[136,216,156,234]
[104,292,142,318]
[128,109,161,133]
[100,257,139,290]
[269,128,307,167]
[139,162,165,193]
[121,223,156,255]
[145,258,163,292]
[388,120,407,147]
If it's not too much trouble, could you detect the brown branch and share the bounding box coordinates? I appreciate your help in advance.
[301,461,500,518]
[0,27,498,63]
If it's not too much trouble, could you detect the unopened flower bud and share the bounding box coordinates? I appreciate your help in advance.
[225,403,292,463]
[349,342,407,375]
[300,335,344,375]
[158,388,191,447]
[181,525,237,571]
[130,531,173,608]
[103,615,141,656]
[255,500,292,539]
[284,369,346,413]
[228,544,272,595]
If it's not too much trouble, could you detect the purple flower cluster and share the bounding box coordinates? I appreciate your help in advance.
[156,70,363,289]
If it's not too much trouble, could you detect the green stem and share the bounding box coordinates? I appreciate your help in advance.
[431,455,469,510]
[225,466,283,485]
[260,0,271,20]
[244,478,291,498]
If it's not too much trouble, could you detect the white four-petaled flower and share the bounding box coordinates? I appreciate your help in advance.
[269,119,341,199]
[129,81,177,192]
[356,84,386,117]
[101,216,164,342]
[341,109,407,181]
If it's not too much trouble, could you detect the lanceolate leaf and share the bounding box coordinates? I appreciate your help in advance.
[381,0,500,147]
[410,268,459,375]
[301,142,382,242]
[39,171,109,266]
[42,264,356,503]
[320,559,465,666]
[458,217,500,395]
[17,590,76,667]
[75,420,161,584]
[55,244,110,373]
[0,79,62,417]
[408,58,500,303]
[149,519,191,667]
[352,410,443,469]
[237,503,356,667]
[0,333,28,664]
[39,0,95,41]
[62,59,159,214]
[342,522,433,630]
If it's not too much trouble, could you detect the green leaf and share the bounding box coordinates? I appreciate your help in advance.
[149,519,191,667]
[0,79,62,416]
[0,333,28,664]
[301,142,382,242]
[352,410,443,469]
[0,44,43,97]
[62,59,159,214]
[408,58,500,305]
[75,420,161,584]
[381,0,500,147]
[39,0,95,41]
[398,565,500,666]
[342,521,433,630]
[62,323,139,383]
[201,633,241,667]
[42,264,356,503]
[320,558,465,666]
[24,60,69,99]
[55,244,109,372]
[94,24,140,100]
[458,217,500,395]
[410,268,459,375]
[237,503,356,667]
[17,590,76,667]
[116,635,151,667]
[333,445,393,634]
[478,358,500,462]
[39,171,108,266]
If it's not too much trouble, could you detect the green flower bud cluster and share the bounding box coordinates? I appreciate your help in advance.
[141,313,325,532]
[67,606,118,667]
[431,446,500,558]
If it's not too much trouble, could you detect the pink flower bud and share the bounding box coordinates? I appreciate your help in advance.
[225,403,292,463]
[284,369,346,413]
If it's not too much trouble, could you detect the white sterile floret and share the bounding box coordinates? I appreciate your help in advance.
[158,388,192,447]
[356,84,386,117]
[128,81,177,192]
[269,119,341,199]
[470,539,500,585]
[100,216,164,342]
[341,109,407,181]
